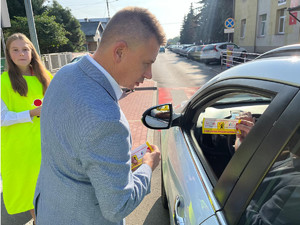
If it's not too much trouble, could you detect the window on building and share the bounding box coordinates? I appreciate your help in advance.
[278,0,286,6]
[277,9,285,34]
[259,14,267,37]
[240,19,246,38]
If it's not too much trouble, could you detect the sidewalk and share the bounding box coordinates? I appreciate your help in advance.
[119,79,157,150]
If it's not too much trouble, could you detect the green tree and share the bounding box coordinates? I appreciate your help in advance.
[4,13,69,53]
[167,36,180,45]
[7,0,47,18]
[47,0,86,52]
[195,0,233,44]
[5,0,85,53]
[180,4,197,44]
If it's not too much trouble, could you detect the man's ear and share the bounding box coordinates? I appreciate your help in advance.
[113,41,127,63]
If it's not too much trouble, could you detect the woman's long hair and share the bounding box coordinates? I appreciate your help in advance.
[5,33,50,96]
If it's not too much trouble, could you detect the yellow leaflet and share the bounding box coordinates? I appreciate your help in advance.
[202,118,241,135]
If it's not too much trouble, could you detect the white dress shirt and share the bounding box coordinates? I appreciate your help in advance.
[86,54,123,101]
[1,99,32,126]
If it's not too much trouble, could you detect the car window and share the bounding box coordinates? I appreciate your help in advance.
[203,45,214,51]
[219,44,227,50]
[238,127,300,225]
[192,92,272,178]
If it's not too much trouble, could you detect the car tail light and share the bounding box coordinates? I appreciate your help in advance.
[214,45,218,52]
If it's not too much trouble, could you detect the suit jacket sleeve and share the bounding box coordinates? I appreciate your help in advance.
[78,118,152,222]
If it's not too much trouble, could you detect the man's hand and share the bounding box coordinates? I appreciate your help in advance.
[142,144,161,171]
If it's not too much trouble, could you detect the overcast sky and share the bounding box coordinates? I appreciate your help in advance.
[55,0,197,39]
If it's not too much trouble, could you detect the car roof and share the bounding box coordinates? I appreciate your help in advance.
[201,56,300,89]
[256,44,300,59]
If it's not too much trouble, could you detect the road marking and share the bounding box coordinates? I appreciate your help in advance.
[158,87,199,106]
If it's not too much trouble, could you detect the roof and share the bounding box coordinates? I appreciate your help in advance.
[78,18,110,23]
[79,21,100,36]
[201,56,300,90]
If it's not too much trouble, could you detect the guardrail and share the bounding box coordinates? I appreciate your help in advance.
[220,51,261,69]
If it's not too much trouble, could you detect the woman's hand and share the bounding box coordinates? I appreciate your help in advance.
[29,106,42,117]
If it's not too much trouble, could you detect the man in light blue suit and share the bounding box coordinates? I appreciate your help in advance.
[34,7,165,225]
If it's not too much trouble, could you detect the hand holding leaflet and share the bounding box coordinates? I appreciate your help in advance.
[131,141,153,170]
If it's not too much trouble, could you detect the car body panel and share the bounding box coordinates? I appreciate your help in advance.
[187,45,205,60]
[256,44,300,59]
[162,127,219,224]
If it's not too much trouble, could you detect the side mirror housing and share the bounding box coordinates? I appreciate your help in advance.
[141,104,173,129]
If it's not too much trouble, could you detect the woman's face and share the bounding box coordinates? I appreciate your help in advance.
[9,39,32,69]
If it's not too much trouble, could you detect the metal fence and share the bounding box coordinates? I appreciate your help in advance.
[1,52,75,74]
[220,51,261,69]
[42,52,73,73]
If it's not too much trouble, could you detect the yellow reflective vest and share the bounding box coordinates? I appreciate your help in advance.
[1,71,51,214]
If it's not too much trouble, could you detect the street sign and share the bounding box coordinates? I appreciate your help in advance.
[224,28,234,33]
[225,18,235,29]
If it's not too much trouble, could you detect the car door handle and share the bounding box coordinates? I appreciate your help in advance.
[174,196,185,225]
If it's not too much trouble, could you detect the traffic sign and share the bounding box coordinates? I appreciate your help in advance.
[225,18,235,29]
[224,28,234,33]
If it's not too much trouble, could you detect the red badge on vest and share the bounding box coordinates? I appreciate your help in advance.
[33,99,42,107]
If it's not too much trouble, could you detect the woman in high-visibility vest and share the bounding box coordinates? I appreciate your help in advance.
[1,33,52,224]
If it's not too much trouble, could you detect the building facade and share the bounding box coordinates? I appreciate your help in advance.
[234,0,300,53]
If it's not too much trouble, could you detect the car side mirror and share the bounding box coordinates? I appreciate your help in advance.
[141,103,173,129]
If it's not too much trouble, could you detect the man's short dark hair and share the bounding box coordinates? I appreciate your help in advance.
[100,7,166,48]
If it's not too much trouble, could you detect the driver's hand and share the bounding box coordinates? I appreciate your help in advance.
[235,112,255,151]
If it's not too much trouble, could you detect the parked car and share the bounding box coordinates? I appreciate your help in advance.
[201,42,247,64]
[159,46,166,53]
[177,44,194,56]
[142,49,300,225]
[187,45,205,61]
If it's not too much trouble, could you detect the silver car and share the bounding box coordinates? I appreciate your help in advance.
[142,49,300,224]
[201,42,247,64]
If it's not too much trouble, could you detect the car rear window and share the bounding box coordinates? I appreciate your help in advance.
[203,45,214,51]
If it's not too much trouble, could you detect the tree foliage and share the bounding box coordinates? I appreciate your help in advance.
[180,4,197,44]
[179,0,233,44]
[6,0,47,18]
[4,0,86,53]
[47,1,86,52]
[4,14,69,53]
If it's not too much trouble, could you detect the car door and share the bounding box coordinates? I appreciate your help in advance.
[163,77,298,224]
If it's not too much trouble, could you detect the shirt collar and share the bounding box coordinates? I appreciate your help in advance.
[86,54,123,100]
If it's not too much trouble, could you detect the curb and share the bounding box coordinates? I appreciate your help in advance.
[146,81,158,145]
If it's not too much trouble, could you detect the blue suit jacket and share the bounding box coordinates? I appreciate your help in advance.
[34,56,152,225]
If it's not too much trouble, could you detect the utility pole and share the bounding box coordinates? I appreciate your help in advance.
[106,0,110,18]
[24,0,41,55]
[1,0,11,57]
